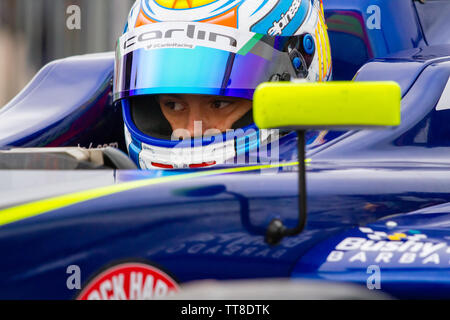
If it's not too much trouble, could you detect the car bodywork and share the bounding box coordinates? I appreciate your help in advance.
[0,0,449,299]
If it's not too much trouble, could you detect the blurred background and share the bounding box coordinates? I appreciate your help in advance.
[0,0,135,107]
[1,0,449,107]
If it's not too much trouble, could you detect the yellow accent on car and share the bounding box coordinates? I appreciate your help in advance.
[0,160,310,227]
[253,81,401,130]
[388,233,407,241]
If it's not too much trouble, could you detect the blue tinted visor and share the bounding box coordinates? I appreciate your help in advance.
[113,22,298,102]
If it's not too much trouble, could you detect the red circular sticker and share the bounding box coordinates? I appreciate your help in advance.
[77,262,179,300]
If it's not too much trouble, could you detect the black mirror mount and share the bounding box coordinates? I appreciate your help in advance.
[265,130,308,246]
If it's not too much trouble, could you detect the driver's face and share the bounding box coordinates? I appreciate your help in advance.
[158,94,252,137]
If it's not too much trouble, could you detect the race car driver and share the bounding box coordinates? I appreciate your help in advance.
[114,0,332,169]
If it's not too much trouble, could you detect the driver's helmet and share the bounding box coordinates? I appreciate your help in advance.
[114,0,332,169]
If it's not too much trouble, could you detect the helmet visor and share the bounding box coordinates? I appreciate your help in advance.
[114,22,300,102]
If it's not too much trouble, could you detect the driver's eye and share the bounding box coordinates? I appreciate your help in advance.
[164,101,185,111]
[212,100,232,109]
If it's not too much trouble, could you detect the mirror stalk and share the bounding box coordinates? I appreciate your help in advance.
[265,130,307,245]
[254,81,401,246]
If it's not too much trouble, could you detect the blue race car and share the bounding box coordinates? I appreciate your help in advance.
[0,0,449,300]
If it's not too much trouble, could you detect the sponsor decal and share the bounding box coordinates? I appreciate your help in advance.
[119,21,255,56]
[77,142,119,149]
[145,232,313,259]
[358,227,428,241]
[326,228,450,266]
[268,0,302,36]
[77,262,179,300]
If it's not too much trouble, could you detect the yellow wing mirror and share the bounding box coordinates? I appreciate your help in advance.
[253,81,401,245]
[254,81,401,130]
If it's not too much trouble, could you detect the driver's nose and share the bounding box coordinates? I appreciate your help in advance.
[185,106,212,137]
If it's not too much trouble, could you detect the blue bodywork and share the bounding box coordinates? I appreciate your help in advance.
[0,0,449,299]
